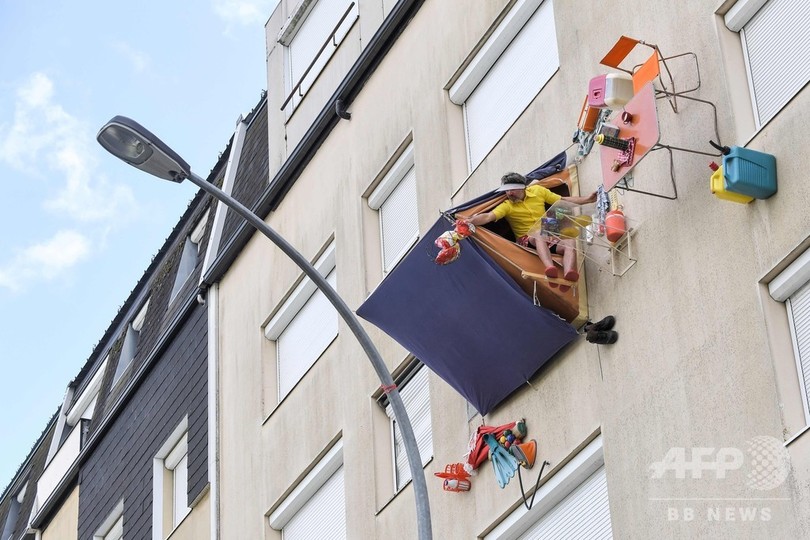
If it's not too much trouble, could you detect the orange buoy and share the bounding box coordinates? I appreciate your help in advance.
[605,209,627,243]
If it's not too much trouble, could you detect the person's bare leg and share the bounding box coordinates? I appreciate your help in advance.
[558,239,579,292]
[530,232,558,288]
[561,239,577,278]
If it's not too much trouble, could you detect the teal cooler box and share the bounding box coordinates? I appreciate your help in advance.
[722,146,777,199]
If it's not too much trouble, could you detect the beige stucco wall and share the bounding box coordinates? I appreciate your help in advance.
[168,490,210,540]
[218,0,810,538]
[41,485,78,540]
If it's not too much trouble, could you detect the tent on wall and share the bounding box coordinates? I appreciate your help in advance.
[357,153,582,416]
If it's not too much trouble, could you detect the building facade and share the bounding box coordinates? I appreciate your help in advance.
[211,0,810,538]
[3,0,809,539]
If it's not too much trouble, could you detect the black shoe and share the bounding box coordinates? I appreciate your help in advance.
[584,316,616,333]
[586,329,618,345]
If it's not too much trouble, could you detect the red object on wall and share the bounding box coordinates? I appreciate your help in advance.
[605,209,627,243]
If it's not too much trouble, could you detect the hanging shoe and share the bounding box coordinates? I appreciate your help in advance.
[584,315,616,333]
[586,330,618,345]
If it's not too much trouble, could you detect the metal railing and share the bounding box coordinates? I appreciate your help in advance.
[280,2,357,111]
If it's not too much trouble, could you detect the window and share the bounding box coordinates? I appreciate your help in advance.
[724,0,810,128]
[112,298,150,385]
[279,0,359,114]
[1,481,26,540]
[264,243,338,401]
[66,355,108,448]
[448,0,559,171]
[485,435,612,539]
[268,439,346,539]
[153,419,190,539]
[368,143,419,273]
[383,363,433,490]
[93,500,124,540]
[170,210,209,302]
[769,247,810,424]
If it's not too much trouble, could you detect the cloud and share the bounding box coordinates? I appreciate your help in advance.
[0,230,91,292]
[113,42,150,73]
[0,72,137,223]
[212,0,278,26]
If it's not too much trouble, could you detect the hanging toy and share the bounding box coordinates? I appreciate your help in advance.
[434,231,461,265]
[434,219,476,265]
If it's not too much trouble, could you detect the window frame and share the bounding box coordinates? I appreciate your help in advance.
[93,499,124,540]
[769,247,810,427]
[267,438,346,537]
[484,435,608,540]
[169,209,209,302]
[448,0,559,171]
[278,0,359,116]
[66,355,108,429]
[368,143,419,274]
[112,298,150,385]
[722,0,810,131]
[152,418,190,540]
[1,481,27,540]
[381,362,433,491]
[264,242,338,401]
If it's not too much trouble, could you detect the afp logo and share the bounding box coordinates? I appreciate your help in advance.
[649,436,791,490]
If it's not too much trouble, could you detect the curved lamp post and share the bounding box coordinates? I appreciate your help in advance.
[97,116,432,539]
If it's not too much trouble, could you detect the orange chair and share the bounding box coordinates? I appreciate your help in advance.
[599,36,701,113]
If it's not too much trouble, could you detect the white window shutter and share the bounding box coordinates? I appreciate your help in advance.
[516,466,612,540]
[387,366,432,489]
[277,269,338,399]
[380,166,419,272]
[463,0,558,170]
[740,0,810,127]
[282,466,346,540]
[787,280,810,421]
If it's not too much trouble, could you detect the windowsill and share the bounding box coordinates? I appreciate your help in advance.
[374,456,434,516]
[741,88,809,147]
[785,425,810,447]
[261,334,339,427]
[165,509,192,540]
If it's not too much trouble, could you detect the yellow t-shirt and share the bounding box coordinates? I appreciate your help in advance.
[492,185,562,237]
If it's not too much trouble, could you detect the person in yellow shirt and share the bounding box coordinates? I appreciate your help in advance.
[468,172,596,292]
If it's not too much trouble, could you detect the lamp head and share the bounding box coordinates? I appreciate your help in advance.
[97,116,191,182]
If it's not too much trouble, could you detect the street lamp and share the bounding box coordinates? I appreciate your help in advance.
[97,116,432,539]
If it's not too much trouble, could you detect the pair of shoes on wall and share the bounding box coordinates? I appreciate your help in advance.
[586,329,618,345]
[584,316,618,345]
[584,315,615,333]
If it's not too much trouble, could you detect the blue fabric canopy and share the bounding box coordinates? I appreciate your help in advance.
[357,218,578,416]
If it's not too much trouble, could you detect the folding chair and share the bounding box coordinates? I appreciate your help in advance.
[596,36,724,199]
[599,36,702,114]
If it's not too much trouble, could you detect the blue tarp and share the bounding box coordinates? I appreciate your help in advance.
[357,218,578,416]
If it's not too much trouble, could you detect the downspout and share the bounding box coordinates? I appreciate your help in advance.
[207,283,220,540]
[203,115,248,540]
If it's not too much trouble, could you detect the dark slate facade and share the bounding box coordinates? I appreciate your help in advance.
[0,417,55,540]
[77,302,207,538]
[6,91,269,540]
[220,99,269,247]
[26,141,230,537]
[69,183,219,539]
